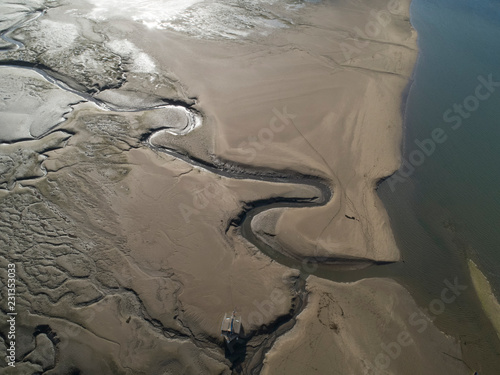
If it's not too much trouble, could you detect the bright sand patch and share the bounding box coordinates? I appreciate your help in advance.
[468,260,500,339]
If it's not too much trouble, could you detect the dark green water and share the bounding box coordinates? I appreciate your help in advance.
[378,0,500,371]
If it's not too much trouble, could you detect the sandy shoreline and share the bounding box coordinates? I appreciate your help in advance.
[0,0,476,373]
[469,260,500,340]
[262,276,469,375]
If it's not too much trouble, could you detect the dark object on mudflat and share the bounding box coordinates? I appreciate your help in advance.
[221,309,242,345]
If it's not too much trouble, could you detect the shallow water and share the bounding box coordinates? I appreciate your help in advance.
[402,0,500,296]
[378,0,500,370]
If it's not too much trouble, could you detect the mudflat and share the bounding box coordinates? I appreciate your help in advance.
[0,0,471,373]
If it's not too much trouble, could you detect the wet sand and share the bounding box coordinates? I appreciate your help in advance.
[469,260,500,340]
